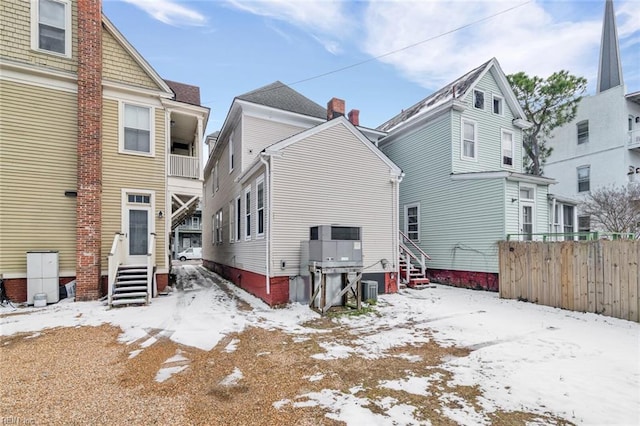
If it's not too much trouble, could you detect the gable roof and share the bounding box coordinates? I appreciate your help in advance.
[165,79,201,106]
[102,15,173,96]
[378,58,528,133]
[237,81,326,119]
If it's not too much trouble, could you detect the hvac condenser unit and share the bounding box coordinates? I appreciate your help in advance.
[308,225,362,267]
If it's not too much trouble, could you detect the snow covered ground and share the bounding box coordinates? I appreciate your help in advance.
[1,265,639,425]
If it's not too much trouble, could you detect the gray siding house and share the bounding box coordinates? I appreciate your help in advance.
[379,58,554,290]
[203,82,401,305]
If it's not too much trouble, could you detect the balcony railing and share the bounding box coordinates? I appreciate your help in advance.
[177,223,202,231]
[628,129,640,149]
[169,154,200,179]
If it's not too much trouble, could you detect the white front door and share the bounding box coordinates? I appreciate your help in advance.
[123,191,154,264]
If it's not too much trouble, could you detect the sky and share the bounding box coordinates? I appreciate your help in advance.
[101,0,640,133]
[2,265,639,424]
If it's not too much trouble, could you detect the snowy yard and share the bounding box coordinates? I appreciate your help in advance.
[1,264,639,425]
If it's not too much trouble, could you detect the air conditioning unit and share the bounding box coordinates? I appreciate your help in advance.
[361,280,378,302]
[308,225,362,268]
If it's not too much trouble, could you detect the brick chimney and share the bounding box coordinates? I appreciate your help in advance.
[327,97,345,120]
[76,0,103,301]
[348,109,360,126]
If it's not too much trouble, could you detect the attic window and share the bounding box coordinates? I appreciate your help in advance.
[32,0,71,57]
[473,90,485,110]
[493,95,503,115]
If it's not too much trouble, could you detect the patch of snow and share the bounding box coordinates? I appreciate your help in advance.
[439,392,488,425]
[379,373,442,396]
[311,342,355,360]
[305,373,324,382]
[272,399,290,410]
[155,365,187,383]
[128,349,142,359]
[224,338,239,353]
[25,332,41,339]
[164,351,188,364]
[219,367,243,386]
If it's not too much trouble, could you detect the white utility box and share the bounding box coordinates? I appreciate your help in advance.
[27,251,60,305]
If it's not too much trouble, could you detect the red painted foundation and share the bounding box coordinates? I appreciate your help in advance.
[427,269,499,291]
[203,260,289,306]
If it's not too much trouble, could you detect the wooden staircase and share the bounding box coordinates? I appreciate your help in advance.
[111,265,149,306]
[399,231,431,288]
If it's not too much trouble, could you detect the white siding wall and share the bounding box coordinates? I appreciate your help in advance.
[241,115,306,171]
[271,123,397,277]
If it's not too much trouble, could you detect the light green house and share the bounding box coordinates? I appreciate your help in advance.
[379,58,555,290]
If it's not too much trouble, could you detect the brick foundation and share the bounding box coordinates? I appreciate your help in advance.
[427,269,499,291]
[3,276,87,303]
[75,0,103,301]
[203,260,289,306]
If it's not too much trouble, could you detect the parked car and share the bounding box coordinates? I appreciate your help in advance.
[177,247,202,261]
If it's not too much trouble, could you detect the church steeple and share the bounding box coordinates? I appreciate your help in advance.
[596,0,624,93]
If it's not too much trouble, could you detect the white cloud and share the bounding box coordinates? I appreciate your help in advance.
[361,0,606,90]
[123,0,207,27]
[617,0,640,38]
[225,0,352,54]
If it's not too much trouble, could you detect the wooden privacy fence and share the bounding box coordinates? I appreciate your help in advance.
[498,240,640,323]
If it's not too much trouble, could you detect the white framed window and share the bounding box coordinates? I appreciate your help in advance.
[210,168,215,196]
[229,132,235,173]
[577,120,589,144]
[256,176,265,238]
[519,186,535,241]
[214,160,219,193]
[31,0,72,57]
[192,216,199,228]
[229,201,234,243]
[244,187,251,240]
[473,89,485,110]
[211,215,216,245]
[404,203,420,241]
[120,102,154,156]
[492,94,503,115]
[562,205,575,235]
[461,119,477,160]
[501,129,514,167]
[520,186,534,200]
[235,196,242,242]
[578,215,590,240]
[577,165,590,192]
[214,209,223,244]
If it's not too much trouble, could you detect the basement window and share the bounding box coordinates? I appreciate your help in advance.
[32,0,72,57]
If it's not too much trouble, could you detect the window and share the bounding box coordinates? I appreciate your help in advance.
[563,205,574,235]
[578,215,590,240]
[520,186,535,241]
[501,130,514,167]
[214,160,219,193]
[211,216,216,245]
[256,177,265,237]
[229,201,234,243]
[210,169,215,196]
[577,166,590,192]
[244,187,251,240]
[236,196,241,241]
[461,120,477,160]
[32,0,71,56]
[577,120,589,144]
[123,104,152,154]
[492,95,503,115]
[192,216,199,228]
[405,204,419,241]
[520,187,534,200]
[128,194,150,204]
[473,90,485,110]
[229,132,235,173]
[214,209,223,244]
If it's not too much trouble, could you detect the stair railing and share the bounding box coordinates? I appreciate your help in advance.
[107,232,125,307]
[399,231,431,280]
[146,233,156,304]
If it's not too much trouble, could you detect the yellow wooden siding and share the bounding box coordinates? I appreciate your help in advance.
[101,99,167,266]
[102,27,160,90]
[0,80,77,274]
[0,0,78,73]
[272,123,396,276]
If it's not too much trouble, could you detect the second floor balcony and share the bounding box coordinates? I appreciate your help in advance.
[169,153,200,179]
[628,129,640,150]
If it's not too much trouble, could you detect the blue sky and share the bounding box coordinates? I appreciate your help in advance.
[102,0,640,133]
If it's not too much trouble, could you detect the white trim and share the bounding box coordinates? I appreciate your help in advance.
[118,100,156,157]
[229,131,235,174]
[31,0,72,58]
[404,202,420,242]
[519,184,536,240]
[228,200,235,243]
[500,128,515,168]
[473,89,486,110]
[450,171,556,185]
[492,94,504,116]
[235,195,242,242]
[121,188,156,263]
[104,81,172,101]
[214,160,219,193]
[461,118,478,161]
[238,100,325,129]
[244,186,252,241]
[256,174,265,239]
[0,58,76,92]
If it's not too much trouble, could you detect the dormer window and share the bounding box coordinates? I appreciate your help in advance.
[32,0,72,57]
[473,90,485,110]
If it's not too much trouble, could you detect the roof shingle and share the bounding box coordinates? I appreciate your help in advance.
[236,81,326,119]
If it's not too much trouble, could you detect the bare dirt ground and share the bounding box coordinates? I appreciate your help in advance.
[0,277,574,425]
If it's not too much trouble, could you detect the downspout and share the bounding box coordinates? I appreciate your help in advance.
[259,153,271,295]
[392,172,405,283]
